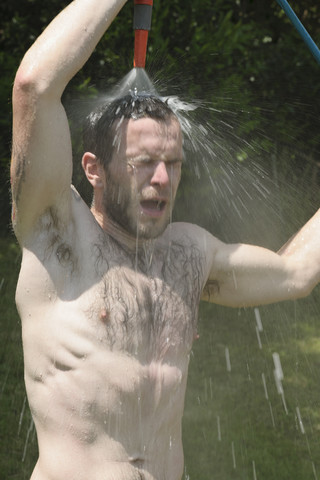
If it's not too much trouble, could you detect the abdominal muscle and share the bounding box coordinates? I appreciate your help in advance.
[24,318,187,480]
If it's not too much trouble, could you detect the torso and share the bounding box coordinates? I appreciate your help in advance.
[16,188,208,480]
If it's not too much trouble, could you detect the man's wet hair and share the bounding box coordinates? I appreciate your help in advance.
[83,93,177,170]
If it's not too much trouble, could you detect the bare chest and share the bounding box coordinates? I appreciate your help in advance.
[18,232,204,363]
[84,270,192,361]
[82,239,203,361]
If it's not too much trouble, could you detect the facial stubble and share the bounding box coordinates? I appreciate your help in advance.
[103,172,173,240]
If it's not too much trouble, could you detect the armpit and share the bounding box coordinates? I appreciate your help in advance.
[37,207,77,273]
[201,279,220,302]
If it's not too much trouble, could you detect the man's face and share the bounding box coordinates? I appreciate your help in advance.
[103,116,183,240]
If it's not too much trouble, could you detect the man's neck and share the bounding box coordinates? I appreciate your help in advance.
[91,205,152,253]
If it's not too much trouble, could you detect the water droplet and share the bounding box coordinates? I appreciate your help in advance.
[217,415,221,441]
[252,460,257,480]
[296,406,305,434]
[261,373,269,400]
[254,308,263,331]
[231,441,236,469]
[225,346,231,372]
[22,418,34,463]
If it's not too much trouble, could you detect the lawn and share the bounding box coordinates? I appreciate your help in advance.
[184,298,320,480]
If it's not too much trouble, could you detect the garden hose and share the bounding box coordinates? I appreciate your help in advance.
[133,0,153,68]
[276,0,320,65]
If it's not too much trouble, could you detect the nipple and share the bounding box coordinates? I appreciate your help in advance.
[100,309,110,323]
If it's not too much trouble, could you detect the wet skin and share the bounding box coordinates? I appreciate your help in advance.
[91,116,184,241]
[17,118,210,480]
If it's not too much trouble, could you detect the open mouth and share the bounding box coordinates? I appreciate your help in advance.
[140,199,167,217]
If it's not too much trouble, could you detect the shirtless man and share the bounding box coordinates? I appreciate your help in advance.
[10,1,320,479]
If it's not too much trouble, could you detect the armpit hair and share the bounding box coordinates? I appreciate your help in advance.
[39,207,77,273]
[202,279,220,301]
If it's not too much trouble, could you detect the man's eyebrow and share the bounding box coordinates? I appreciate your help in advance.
[127,155,152,163]
[127,155,184,163]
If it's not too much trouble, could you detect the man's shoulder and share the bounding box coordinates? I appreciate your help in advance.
[160,222,211,252]
[163,221,209,240]
[158,222,215,291]
[160,222,221,274]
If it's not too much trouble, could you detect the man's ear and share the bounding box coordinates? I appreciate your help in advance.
[82,152,105,188]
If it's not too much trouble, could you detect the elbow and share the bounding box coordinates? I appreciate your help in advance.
[291,272,319,300]
[299,279,319,299]
[285,255,319,301]
[13,57,55,102]
[295,284,313,300]
[13,66,42,100]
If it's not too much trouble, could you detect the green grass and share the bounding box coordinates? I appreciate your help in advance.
[1,235,320,479]
[183,299,320,480]
[0,236,38,479]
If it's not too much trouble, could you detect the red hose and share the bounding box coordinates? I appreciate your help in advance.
[133,0,153,68]
[134,30,149,68]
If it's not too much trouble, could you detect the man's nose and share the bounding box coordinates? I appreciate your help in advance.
[150,161,170,187]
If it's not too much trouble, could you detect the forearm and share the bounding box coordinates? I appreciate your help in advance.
[278,208,320,293]
[278,208,320,256]
[15,0,128,97]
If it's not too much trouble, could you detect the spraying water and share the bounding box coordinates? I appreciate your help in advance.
[87,64,282,251]
[107,67,158,98]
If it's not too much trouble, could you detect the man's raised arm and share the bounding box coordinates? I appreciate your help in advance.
[201,208,320,308]
[11,0,127,242]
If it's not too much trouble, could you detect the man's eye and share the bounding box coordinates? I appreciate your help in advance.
[129,159,153,167]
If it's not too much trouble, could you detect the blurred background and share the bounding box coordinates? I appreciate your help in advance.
[1,1,320,478]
